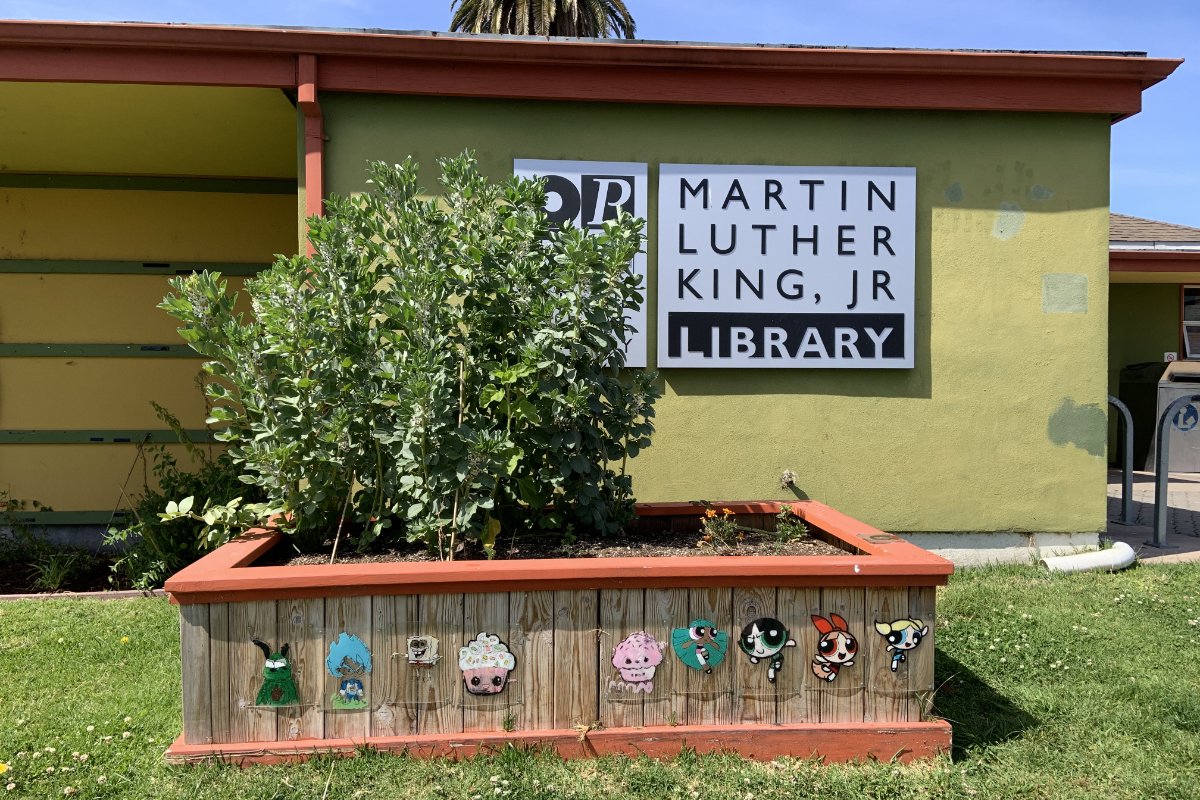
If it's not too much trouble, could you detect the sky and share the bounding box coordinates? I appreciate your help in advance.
[5,0,1199,226]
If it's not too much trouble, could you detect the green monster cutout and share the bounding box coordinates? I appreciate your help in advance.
[251,638,300,707]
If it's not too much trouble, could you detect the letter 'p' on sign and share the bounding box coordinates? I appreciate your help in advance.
[515,160,648,368]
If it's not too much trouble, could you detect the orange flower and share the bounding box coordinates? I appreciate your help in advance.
[704,509,717,518]
[721,507,734,516]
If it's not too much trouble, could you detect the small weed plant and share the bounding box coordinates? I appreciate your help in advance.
[774,505,810,542]
[697,507,743,551]
[160,153,657,558]
[104,404,265,589]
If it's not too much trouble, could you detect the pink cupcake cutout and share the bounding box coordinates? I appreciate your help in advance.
[459,633,516,695]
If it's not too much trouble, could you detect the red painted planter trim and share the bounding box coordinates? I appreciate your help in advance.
[164,720,952,765]
[164,500,953,604]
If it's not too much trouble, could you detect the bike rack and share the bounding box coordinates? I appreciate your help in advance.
[1107,395,1134,526]
[1150,393,1200,548]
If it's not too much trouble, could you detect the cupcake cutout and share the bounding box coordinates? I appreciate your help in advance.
[459,632,516,695]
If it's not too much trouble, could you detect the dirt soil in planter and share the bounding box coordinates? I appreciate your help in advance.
[257,526,850,567]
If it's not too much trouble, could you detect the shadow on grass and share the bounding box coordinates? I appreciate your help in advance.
[931,650,1038,761]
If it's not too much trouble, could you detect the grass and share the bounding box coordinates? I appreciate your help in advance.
[2,564,1200,798]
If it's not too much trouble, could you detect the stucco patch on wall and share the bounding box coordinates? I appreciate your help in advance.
[944,181,965,204]
[1047,398,1106,458]
[1029,184,1055,201]
[992,201,1024,240]
[1042,273,1089,314]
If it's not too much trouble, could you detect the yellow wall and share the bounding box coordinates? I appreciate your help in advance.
[0,274,251,344]
[322,95,1112,533]
[0,82,296,178]
[0,189,294,262]
[0,444,199,511]
[1,81,298,512]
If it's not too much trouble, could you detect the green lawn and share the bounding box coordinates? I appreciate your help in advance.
[2,564,1199,799]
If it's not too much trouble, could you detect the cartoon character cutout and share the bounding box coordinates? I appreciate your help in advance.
[406,635,440,667]
[251,638,300,706]
[326,632,372,710]
[874,618,929,672]
[459,633,516,695]
[671,619,729,674]
[738,618,796,684]
[610,632,666,693]
[810,613,857,682]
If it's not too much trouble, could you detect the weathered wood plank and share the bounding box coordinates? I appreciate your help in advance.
[179,603,212,745]
[227,600,279,742]
[643,588,688,727]
[685,587,734,726]
[775,588,821,724]
[865,588,910,723]
[731,587,779,725]
[552,590,599,730]
[371,595,417,737]
[463,592,514,732]
[207,603,231,744]
[599,589,647,729]
[816,588,866,724]
[323,595,372,740]
[275,598,324,742]
[511,590,555,732]
[907,586,937,722]
[412,592,464,735]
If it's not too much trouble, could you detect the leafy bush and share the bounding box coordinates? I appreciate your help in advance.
[161,153,658,558]
[104,404,266,589]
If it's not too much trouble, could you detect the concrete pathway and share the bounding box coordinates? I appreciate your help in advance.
[1106,468,1200,564]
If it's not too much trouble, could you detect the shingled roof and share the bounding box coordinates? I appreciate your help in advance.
[1111,213,1200,248]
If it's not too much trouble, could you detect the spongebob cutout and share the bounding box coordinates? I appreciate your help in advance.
[671,619,728,674]
[405,635,440,667]
[326,632,372,710]
[874,618,929,672]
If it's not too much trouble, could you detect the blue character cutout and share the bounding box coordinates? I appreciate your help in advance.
[326,632,372,710]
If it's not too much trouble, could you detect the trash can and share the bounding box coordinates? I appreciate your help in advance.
[1119,361,1166,469]
[1147,361,1200,471]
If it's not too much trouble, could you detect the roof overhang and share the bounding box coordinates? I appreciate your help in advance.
[0,20,1182,119]
[1111,249,1200,278]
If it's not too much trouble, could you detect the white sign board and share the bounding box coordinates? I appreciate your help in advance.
[657,164,916,368]
[514,159,648,368]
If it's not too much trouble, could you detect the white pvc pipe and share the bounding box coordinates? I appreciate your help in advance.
[1040,541,1137,574]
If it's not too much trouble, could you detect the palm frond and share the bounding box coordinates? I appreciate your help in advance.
[449,0,637,39]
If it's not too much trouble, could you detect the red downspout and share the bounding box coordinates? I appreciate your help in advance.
[298,54,324,256]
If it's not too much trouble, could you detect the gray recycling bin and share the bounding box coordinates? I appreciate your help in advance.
[1119,361,1166,468]
[1146,361,1200,471]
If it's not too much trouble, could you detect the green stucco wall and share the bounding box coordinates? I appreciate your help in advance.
[321,94,1112,533]
[1108,284,1178,390]
[1107,283,1179,463]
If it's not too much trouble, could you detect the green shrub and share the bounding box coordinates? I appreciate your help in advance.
[160,153,658,558]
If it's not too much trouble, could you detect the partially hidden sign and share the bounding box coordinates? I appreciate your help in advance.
[514,159,648,368]
[657,165,916,369]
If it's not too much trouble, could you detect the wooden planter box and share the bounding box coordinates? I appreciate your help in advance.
[164,501,953,765]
